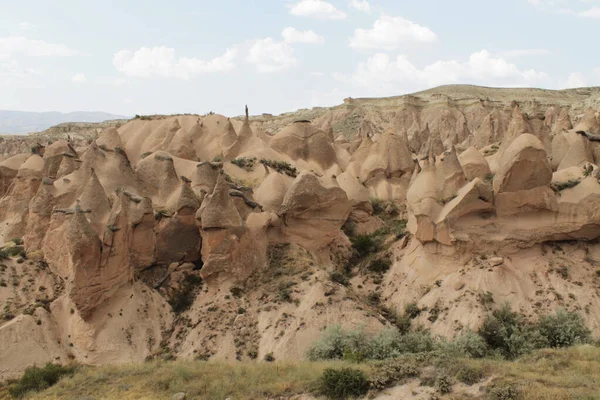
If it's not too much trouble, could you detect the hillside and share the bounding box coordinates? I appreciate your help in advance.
[0,84,599,396]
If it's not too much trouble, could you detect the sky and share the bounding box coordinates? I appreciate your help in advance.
[0,0,599,117]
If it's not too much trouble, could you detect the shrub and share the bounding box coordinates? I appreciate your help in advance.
[350,234,379,258]
[369,328,402,360]
[11,238,23,246]
[479,303,546,359]
[263,352,275,362]
[247,350,258,359]
[537,309,591,348]
[479,291,495,305]
[381,306,412,334]
[168,273,203,314]
[456,365,483,385]
[370,358,418,390]
[317,368,370,400]
[478,303,519,358]
[448,331,489,358]
[277,282,294,303]
[259,159,298,177]
[552,179,581,192]
[8,363,75,398]
[367,257,391,274]
[367,291,381,305]
[307,325,347,361]
[343,328,371,362]
[396,332,437,354]
[231,157,257,171]
[487,383,523,400]
[1,246,26,258]
[555,265,570,279]
[390,219,408,239]
[370,198,386,216]
[404,302,421,319]
[330,271,349,286]
[435,375,453,394]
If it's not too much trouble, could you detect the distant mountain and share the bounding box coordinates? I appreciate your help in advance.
[0,110,130,134]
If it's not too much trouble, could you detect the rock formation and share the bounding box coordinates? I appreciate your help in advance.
[1,85,600,379]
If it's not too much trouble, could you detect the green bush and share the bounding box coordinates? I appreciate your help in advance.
[435,375,453,394]
[307,325,348,361]
[456,365,483,385]
[397,332,437,354]
[381,306,412,334]
[229,287,243,298]
[478,303,545,359]
[350,234,379,258]
[369,328,403,360]
[390,219,408,239]
[370,198,386,216]
[342,328,371,363]
[9,363,75,398]
[447,330,489,358]
[168,273,203,314]
[487,383,523,400]
[551,179,581,192]
[259,159,298,177]
[370,358,418,390]
[0,245,26,259]
[537,309,591,348]
[231,157,257,171]
[308,325,440,361]
[367,257,391,274]
[276,282,294,303]
[330,271,349,286]
[404,302,421,319]
[317,368,370,400]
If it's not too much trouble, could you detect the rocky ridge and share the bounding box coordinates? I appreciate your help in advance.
[0,85,600,379]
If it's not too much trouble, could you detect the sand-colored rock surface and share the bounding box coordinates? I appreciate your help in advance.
[1,85,600,379]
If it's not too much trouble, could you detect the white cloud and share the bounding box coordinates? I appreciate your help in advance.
[282,27,325,44]
[247,38,297,72]
[71,73,86,83]
[497,48,551,58]
[579,6,600,17]
[335,50,550,96]
[349,15,437,50]
[563,72,586,88]
[0,37,76,58]
[19,22,34,30]
[112,78,130,86]
[311,87,353,107]
[113,46,237,79]
[0,59,43,88]
[528,0,600,17]
[350,0,371,12]
[290,0,347,20]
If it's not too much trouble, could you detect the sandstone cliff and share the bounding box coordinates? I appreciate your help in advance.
[1,85,600,379]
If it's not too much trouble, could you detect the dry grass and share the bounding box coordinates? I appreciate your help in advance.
[21,361,361,400]
[481,346,600,400]
[2,346,598,400]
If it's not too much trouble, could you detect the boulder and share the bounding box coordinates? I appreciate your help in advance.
[459,147,492,181]
[279,172,351,250]
[493,134,552,193]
